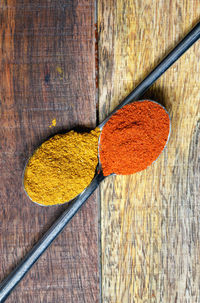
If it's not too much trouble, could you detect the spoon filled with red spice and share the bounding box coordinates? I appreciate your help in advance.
[99,100,170,176]
[1,22,199,302]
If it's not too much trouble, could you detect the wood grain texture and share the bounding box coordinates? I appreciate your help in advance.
[98,1,200,302]
[0,0,99,302]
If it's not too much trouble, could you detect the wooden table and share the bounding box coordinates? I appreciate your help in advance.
[0,1,199,302]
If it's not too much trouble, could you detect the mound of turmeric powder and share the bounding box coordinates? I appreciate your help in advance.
[24,128,100,206]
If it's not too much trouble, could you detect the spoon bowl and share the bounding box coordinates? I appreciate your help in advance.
[98,99,171,176]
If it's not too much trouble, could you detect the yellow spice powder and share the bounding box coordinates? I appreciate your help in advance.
[49,118,56,128]
[24,128,100,206]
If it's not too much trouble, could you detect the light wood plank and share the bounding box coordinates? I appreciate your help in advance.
[98,1,200,302]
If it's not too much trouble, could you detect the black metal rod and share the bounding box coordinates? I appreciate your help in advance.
[0,22,199,303]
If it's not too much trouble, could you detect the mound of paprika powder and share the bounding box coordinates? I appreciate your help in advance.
[99,100,170,176]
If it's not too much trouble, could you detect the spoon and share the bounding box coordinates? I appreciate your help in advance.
[0,21,199,303]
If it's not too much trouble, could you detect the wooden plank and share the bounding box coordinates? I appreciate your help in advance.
[98,1,200,302]
[0,0,99,302]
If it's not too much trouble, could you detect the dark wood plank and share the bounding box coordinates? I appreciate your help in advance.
[0,0,99,302]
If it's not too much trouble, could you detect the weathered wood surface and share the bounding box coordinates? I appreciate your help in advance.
[0,0,99,302]
[98,1,200,302]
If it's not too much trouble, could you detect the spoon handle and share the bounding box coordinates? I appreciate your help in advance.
[0,171,105,303]
[100,21,200,127]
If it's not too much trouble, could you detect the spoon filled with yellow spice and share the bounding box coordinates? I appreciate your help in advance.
[23,128,101,206]
[0,22,199,302]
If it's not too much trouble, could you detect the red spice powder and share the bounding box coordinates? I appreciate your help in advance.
[99,100,170,176]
